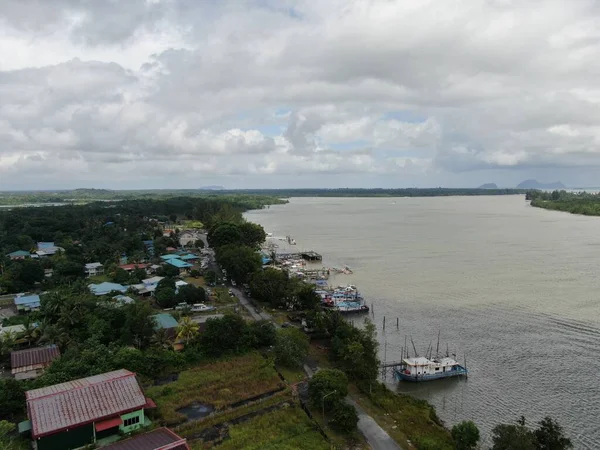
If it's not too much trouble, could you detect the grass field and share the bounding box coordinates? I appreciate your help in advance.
[89,274,111,283]
[146,352,285,425]
[181,220,204,229]
[190,405,330,450]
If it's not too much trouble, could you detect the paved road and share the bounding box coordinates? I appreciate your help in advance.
[347,398,403,450]
[230,287,272,322]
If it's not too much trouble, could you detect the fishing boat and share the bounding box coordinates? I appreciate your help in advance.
[393,356,467,382]
[322,285,369,313]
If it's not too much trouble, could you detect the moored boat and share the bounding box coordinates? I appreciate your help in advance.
[393,356,467,382]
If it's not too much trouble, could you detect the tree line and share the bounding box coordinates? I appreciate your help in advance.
[528,189,600,216]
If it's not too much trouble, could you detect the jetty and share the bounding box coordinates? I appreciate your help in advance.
[300,251,322,262]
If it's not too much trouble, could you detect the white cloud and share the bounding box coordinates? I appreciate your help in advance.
[1,0,600,188]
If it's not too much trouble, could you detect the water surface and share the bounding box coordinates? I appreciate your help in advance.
[246,196,600,448]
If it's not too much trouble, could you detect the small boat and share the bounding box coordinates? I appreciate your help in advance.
[393,357,467,382]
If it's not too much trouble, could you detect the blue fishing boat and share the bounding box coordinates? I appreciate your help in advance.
[393,357,468,382]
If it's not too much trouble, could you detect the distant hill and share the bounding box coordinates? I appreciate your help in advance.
[199,185,224,190]
[478,183,498,189]
[517,180,566,190]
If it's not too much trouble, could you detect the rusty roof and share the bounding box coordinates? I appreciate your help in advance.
[26,369,147,438]
[11,345,61,371]
[103,427,190,450]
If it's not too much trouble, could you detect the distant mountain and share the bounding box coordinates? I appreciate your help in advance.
[199,185,224,190]
[478,183,498,189]
[516,179,566,189]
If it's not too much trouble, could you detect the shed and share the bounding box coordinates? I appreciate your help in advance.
[11,345,61,380]
[103,427,190,450]
[153,313,178,331]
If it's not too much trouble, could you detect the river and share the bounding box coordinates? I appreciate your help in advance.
[245,195,600,449]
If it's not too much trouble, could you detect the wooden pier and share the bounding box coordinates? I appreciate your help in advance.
[300,251,322,262]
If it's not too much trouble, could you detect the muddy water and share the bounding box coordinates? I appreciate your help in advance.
[246,196,600,448]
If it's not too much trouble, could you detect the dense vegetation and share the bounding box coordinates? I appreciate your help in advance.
[528,189,600,216]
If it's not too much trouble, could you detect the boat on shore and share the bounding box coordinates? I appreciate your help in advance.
[322,285,369,314]
[393,356,467,382]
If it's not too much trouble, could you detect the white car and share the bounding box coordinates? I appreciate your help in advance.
[175,302,190,311]
[191,303,215,312]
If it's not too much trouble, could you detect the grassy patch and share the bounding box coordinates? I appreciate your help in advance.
[191,405,330,450]
[349,383,454,450]
[183,276,206,287]
[276,365,306,385]
[181,220,204,229]
[146,352,284,425]
[89,274,111,283]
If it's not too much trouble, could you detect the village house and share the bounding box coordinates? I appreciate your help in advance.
[84,262,104,277]
[35,242,63,257]
[88,282,128,296]
[11,345,61,380]
[19,369,155,450]
[6,250,31,260]
[14,294,41,312]
[103,427,190,450]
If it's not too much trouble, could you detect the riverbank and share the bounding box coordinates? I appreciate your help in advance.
[528,189,600,216]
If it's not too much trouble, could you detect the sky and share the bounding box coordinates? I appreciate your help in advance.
[1,0,599,190]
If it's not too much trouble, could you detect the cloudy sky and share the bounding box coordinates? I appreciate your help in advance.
[1,0,599,189]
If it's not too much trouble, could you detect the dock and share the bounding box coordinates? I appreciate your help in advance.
[300,251,322,262]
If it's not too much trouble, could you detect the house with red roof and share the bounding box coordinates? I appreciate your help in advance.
[20,369,155,450]
[11,344,61,380]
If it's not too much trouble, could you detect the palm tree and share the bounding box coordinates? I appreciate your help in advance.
[176,316,199,345]
[21,317,40,347]
[152,328,173,350]
[0,331,17,356]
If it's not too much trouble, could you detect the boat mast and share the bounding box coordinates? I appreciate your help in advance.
[404,335,408,358]
[410,336,418,357]
[436,330,440,359]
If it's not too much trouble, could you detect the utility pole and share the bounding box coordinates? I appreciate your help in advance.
[322,390,337,423]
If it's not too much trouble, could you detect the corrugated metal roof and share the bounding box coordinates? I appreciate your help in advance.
[14,295,41,305]
[153,314,178,330]
[11,345,60,370]
[26,369,147,438]
[166,259,193,268]
[103,428,190,450]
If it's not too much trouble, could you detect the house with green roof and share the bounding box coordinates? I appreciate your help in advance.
[7,250,31,260]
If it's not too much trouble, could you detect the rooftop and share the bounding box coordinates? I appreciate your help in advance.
[119,263,150,271]
[160,254,181,260]
[26,369,150,439]
[7,250,30,257]
[143,276,165,285]
[166,259,193,269]
[85,262,103,269]
[103,427,190,450]
[14,294,41,306]
[89,282,128,296]
[180,254,199,260]
[11,345,61,373]
[153,313,178,330]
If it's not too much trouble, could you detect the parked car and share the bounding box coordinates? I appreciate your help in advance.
[191,303,215,312]
[175,302,190,311]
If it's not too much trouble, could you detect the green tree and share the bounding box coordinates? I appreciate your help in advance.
[177,316,200,344]
[330,402,359,433]
[157,264,180,278]
[533,417,573,450]
[238,222,267,249]
[291,281,321,310]
[175,284,207,305]
[452,421,480,450]
[0,420,24,450]
[248,320,277,348]
[250,268,292,308]
[216,244,262,284]
[308,369,348,409]
[492,423,536,450]
[129,267,147,283]
[112,267,130,284]
[274,327,309,368]
[155,287,177,308]
[204,270,217,285]
[0,378,25,420]
[199,314,252,357]
[208,223,242,249]
[329,317,379,383]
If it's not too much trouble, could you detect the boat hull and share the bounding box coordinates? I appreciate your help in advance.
[393,365,468,382]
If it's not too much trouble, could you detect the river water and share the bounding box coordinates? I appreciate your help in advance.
[245,196,600,448]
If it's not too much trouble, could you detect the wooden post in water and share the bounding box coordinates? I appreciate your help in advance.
[396,317,399,330]
[383,316,386,331]
[371,303,374,317]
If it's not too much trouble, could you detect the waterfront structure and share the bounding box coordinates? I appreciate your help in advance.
[20,369,155,450]
[393,357,468,382]
[11,345,61,380]
[103,427,190,450]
